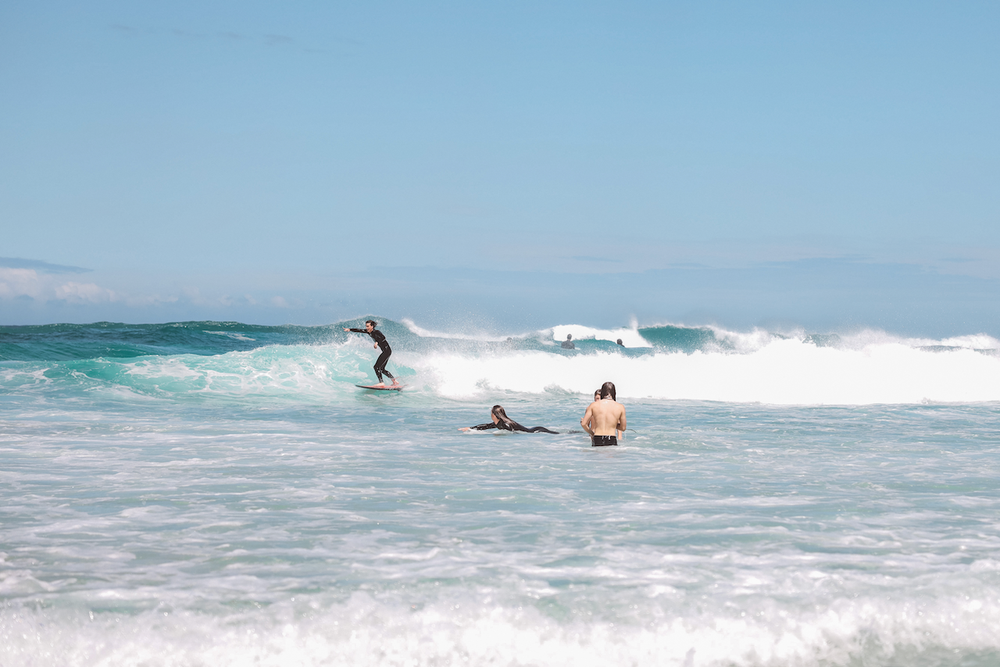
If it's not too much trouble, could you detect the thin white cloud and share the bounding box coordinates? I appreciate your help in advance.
[0,268,116,304]
[55,281,117,304]
[0,268,270,314]
[0,268,46,300]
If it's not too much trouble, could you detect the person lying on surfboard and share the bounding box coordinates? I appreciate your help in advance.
[344,320,398,388]
[460,405,558,434]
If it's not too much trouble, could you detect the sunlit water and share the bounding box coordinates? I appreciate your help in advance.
[2,320,999,666]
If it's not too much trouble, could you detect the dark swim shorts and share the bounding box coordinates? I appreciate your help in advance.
[591,434,618,447]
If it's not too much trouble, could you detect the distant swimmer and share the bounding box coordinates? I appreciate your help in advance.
[581,381,626,446]
[561,334,576,349]
[344,320,398,388]
[616,339,624,347]
[461,405,558,434]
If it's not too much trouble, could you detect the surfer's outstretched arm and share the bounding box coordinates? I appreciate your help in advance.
[461,423,498,432]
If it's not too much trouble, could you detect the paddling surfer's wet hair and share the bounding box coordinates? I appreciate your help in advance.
[491,404,510,423]
[600,382,616,401]
[491,405,520,431]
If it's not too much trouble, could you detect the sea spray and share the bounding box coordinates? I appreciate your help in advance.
[4,319,1000,404]
[3,318,1000,665]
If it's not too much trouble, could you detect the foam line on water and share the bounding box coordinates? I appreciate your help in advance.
[3,590,999,667]
[414,340,1000,404]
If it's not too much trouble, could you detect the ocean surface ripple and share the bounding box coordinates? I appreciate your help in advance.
[2,319,999,666]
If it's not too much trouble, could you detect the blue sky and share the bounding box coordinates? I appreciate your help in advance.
[2,1,998,334]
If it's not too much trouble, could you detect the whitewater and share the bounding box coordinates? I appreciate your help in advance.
[2,318,999,666]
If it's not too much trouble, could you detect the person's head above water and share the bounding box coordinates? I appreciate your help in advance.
[594,390,602,402]
[600,381,616,401]
[491,405,518,430]
[566,334,572,340]
[365,320,377,331]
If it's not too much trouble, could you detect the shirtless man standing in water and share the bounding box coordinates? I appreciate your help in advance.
[581,381,627,446]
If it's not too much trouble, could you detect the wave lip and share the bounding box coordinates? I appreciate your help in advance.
[401,318,514,342]
[551,323,651,348]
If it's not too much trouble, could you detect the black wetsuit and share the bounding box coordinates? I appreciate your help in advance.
[469,422,558,434]
[348,327,395,383]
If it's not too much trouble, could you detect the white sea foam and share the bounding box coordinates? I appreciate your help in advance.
[403,318,653,347]
[643,322,1000,355]
[4,589,999,667]
[5,320,1000,667]
[414,339,1000,404]
[205,330,256,342]
[36,334,1000,405]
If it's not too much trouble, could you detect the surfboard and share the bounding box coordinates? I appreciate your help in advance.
[355,384,404,391]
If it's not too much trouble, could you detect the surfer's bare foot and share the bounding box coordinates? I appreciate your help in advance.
[373,383,385,388]
[391,380,400,386]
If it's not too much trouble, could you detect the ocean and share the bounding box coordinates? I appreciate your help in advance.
[2,318,999,666]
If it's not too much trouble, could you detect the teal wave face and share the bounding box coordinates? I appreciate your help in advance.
[0,318,468,363]
[0,321,343,362]
[1,344,387,407]
[0,319,743,364]
[637,325,724,352]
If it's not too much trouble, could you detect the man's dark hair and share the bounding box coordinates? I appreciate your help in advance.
[366,320,377,327]
[600,381,616,401]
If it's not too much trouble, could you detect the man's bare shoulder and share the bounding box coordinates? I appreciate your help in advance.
[594,400,624,413]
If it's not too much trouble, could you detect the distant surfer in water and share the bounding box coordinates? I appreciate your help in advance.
[460,405,558,434]
[581,381,626,446]
[344,320,398,388]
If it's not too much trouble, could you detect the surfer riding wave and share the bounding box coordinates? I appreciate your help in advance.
[344,320,398,388]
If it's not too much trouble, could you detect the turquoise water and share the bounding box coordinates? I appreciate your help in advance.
[2,319,1000,666]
